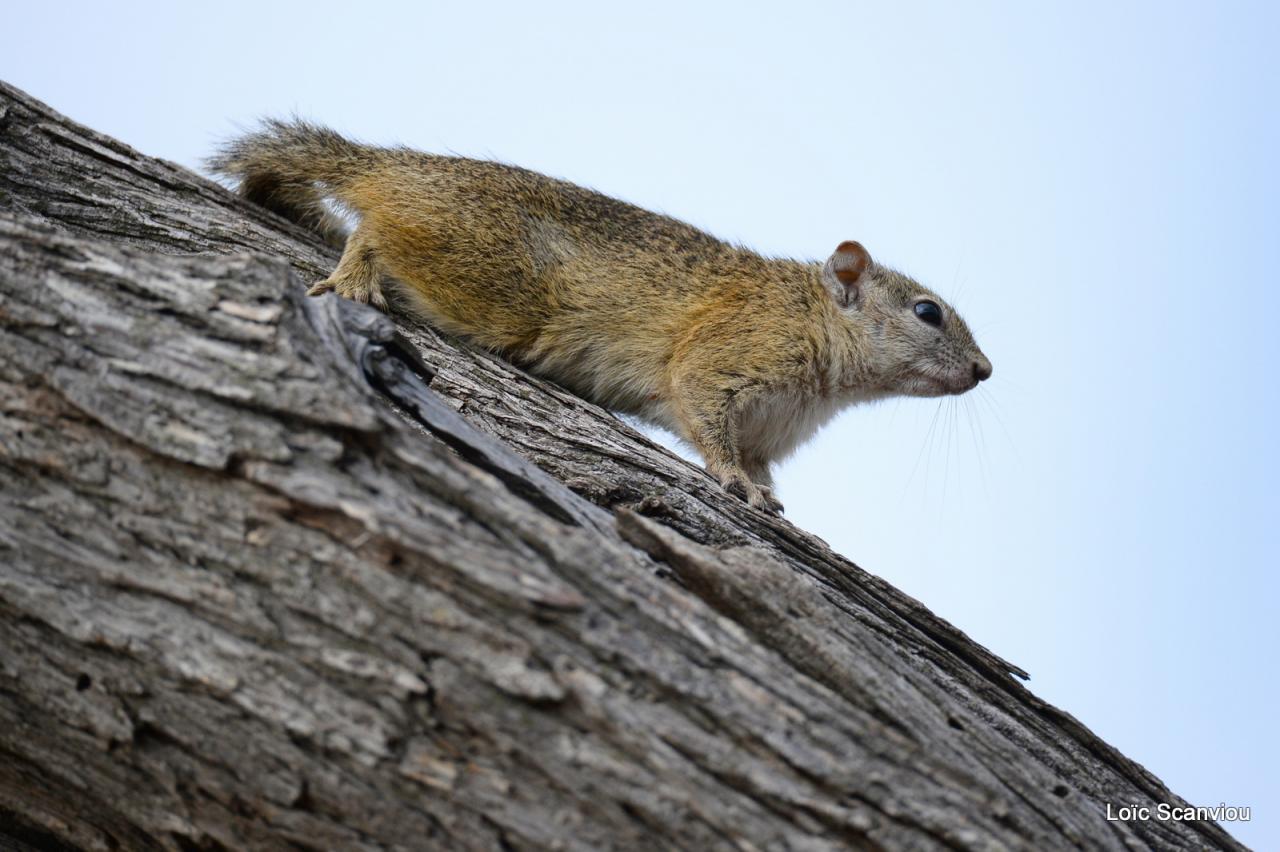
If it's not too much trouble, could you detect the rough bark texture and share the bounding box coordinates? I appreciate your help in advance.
[0,80,1244,852]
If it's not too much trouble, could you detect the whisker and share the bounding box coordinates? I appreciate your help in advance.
[928,395,949,499]
[987,373,1026,395]
[945,397,959,501]
[964,396,992,502]
[903,399,945,504]
[951,246,968,305]
[887,396,903,430]
[941,398,952,501]
[976,386,1020,460]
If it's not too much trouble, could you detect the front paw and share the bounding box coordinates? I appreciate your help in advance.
[753,484,785,515]
[719,473,784,515]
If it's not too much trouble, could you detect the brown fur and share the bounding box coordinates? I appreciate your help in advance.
[209,121,991,512]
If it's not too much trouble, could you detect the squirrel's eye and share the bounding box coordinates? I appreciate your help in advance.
[914,300,943,327]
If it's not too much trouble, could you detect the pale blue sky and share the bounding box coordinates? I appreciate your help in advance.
[7,1,1277,847]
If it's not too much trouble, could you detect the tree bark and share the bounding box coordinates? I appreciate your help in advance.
[0,80,1244,851]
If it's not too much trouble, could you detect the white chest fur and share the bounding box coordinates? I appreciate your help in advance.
[738,385,886,464]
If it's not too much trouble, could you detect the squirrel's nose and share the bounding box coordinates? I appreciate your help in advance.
[972,357,992,383]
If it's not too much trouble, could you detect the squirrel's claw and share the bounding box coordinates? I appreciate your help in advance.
[307,277,389,312]
[720,473,785,516]
[754,485,785,515]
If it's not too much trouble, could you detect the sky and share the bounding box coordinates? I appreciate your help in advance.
[6,1,1277,846]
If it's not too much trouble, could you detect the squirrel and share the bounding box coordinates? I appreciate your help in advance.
[209,120,992,514]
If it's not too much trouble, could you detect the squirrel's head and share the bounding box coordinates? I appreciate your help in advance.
[822,241,991,397]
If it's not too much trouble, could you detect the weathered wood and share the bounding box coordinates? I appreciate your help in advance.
[0,79,1244,851]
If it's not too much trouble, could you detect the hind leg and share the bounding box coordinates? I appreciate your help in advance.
[307,226,389,310]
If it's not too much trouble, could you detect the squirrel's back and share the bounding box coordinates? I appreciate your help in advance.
[211,120,729,264]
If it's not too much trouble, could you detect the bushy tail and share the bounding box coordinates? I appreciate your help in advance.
[208,118,372,248]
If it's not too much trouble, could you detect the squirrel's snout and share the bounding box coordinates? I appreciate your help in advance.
[972,357,993,383]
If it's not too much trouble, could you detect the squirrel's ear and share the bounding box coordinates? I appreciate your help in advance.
[822,240,871,308]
